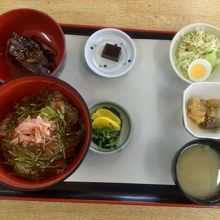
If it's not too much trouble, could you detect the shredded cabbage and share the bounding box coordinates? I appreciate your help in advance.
[176,29,220,79]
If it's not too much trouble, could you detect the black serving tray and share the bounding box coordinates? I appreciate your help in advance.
[0,25,204,207]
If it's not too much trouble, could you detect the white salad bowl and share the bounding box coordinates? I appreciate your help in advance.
[183,82,220,139]
[169,23,220,84]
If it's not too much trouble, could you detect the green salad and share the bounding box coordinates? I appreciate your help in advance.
[176,29,220,79]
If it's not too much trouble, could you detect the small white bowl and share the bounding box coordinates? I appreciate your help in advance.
[89,101,132,155]
[183,82,220,139]
[169,23,220,84]
[84,28,136,78]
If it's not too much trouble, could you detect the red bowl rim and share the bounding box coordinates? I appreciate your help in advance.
[0,8,66,82]
[0,75,91,191]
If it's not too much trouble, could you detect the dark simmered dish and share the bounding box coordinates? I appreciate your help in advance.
[0,90,85,181]
[6,33,56,75]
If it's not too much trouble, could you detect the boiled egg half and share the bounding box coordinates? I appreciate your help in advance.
[188,58,212,82]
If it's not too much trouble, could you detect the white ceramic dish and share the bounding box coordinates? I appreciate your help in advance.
[84,28,136,78]
[183,82,220,139]
[89,101,132,155]
[169,23,220,84]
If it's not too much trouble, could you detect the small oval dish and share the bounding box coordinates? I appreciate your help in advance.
[183,82,220,139]
[89,101,132,154]
[84,28,136,78]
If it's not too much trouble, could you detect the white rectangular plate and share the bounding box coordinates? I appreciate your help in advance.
[60,34,193,185]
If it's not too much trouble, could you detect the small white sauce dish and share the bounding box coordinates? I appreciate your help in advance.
[84,28,136,78]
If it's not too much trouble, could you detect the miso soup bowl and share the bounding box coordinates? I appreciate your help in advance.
[172,138,220,205]
[0,75,91,190]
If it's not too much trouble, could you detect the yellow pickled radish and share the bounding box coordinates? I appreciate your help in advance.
[92,108,121,126]
[92,116,121,131]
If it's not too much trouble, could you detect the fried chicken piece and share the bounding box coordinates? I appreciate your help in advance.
[187,98,207,124]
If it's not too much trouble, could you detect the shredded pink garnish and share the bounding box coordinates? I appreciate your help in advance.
[11,116,54,146]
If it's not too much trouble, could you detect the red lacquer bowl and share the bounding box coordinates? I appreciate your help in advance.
[0,75,91,190]
[0,8,66,82]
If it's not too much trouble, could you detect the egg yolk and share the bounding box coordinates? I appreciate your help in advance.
[190,64,206,79]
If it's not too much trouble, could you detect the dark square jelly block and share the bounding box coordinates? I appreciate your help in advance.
[101,43,121,62]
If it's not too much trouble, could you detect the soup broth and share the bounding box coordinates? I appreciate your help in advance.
[176,144,220,200]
